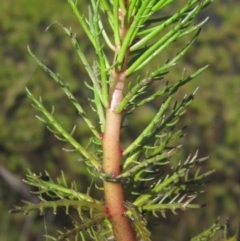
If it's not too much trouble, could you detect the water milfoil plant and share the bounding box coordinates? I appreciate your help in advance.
[11,0,235,240]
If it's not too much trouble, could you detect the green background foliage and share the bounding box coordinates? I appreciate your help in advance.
[0,0,239,240]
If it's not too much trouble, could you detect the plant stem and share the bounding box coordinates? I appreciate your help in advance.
[102,2,137,238]
[103,73,137,240]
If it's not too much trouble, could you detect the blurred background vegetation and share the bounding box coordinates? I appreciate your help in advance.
[0,0,239,240]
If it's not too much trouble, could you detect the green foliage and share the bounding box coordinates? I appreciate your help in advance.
[10,0,218,240]
[0,0,238,240]
[190,219,240,241]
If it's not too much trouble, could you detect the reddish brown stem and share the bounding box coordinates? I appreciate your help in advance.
[102,5,137,239]
[102,72,137,241]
